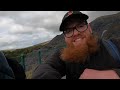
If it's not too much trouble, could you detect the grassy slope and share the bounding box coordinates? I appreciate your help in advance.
[2,41,50,63]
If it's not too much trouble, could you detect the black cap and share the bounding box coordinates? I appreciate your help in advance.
[59,11,89,31]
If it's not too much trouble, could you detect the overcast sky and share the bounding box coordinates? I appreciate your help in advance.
[0,11,119,50]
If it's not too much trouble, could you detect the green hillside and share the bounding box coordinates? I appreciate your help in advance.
[2,41,50,63]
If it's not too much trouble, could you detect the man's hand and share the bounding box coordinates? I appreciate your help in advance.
[80,68,120,79]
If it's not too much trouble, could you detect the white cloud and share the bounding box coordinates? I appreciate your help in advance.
[0,11,119,50]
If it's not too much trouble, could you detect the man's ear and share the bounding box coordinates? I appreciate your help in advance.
[88,24,93,34]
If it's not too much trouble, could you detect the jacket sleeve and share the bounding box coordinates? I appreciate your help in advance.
[32,49,66,79]
[0,51,15,79]
[6,57,26,79]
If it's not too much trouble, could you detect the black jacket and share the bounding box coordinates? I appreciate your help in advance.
[32,38,120,79]
[0,52,15,79]
[7,58,26,79]
[0,51,26,79]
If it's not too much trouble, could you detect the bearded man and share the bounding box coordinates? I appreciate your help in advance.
[32,11,120,79]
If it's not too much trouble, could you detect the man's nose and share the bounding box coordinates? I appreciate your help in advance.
[73,29,80,36]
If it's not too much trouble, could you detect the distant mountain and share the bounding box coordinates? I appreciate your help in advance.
[90,12,120,39]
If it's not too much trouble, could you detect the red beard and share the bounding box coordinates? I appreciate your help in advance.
[60,34,99,63]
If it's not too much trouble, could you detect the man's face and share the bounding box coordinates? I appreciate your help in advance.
[64,21,91,48]
[61,20,99,63]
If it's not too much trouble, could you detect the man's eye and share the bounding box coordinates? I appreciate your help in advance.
[77,25,84,28]
[66,28,73,33]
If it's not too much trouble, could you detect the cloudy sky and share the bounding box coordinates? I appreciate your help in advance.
[0,11,119,50]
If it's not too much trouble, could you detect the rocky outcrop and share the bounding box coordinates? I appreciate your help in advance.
[90,12,120,39]
[40,34,66,63]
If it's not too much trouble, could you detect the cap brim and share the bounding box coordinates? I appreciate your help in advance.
[60,14,89,31]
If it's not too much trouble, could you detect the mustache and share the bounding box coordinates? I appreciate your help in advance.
[72,35,85,42]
